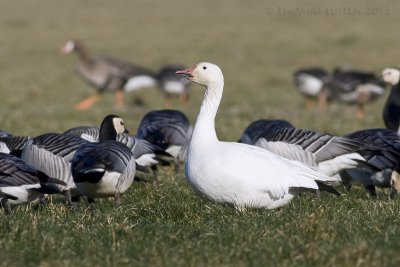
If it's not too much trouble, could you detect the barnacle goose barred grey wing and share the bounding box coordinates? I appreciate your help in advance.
[253,127,371,176]
[21,133,87,197]
[239,119,294,145]
[0,136,30,157]
[63,126,100,142]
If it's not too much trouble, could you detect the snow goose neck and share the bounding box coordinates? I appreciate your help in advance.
[71,115,136,207]
[382,68,400,133]
[61,40,157,110]
[176,63,339,209]
[0,153,66,214]
[293,67,330,109]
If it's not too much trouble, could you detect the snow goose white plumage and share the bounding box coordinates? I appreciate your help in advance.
[176,62,340,209]
[71,115,136,207]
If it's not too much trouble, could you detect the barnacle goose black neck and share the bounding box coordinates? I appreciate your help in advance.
[382,68,400,133]
[0,153,66,214]
[71,115,136,207]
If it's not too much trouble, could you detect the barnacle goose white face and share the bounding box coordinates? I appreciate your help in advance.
[391,170,400,192]
[61,40,76,54]
[113,118,127,134]
[382,68,400,86]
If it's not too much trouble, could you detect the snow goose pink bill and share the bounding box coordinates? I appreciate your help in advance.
[176,62,340,210]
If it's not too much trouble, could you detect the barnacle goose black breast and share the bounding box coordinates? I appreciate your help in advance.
[71,115,136,207]
[382,68,400,133]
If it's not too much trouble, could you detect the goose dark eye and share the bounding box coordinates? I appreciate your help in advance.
[203,66,207,70]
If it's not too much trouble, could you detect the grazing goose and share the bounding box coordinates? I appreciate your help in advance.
[0,153,66,214]
[244,120,399,177]
[61,39,157,110]
[382,68,400,133]
[326,69,385,119]
[341,128,400,197]
[293,67,330,109]
[63,125,170,171]
[176,62,339,210]
[21,133,87,205]
[156,65,190,107]
[71,115,136,207]
[136,109,193,172]
[239,119,294,145]
[0,135,30,157]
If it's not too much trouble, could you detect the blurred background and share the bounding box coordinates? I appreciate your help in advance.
[1,0,399,139]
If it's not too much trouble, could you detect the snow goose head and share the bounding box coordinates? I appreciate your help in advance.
[176,62,224,88]
[382,68,400,86]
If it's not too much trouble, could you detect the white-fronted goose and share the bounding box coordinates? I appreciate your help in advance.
[61,39,157,110]
[71,115,136,207]
[176,62,339,210]
[293,67,330,109]
[382,68,400,133]
[326,69,385,119]
[0,153,66,214]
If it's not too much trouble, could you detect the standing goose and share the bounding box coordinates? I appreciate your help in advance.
[326,69,385,120]
[21,133,87,205]
[71,115,136,207]
[176,63,339,210]
[382,68,400,133]
[0,153,66,214]
[293,67,330,109]
[136,109,193,172]
[156,65,190,107]
[61,40,157,110]
[63,125,171,171]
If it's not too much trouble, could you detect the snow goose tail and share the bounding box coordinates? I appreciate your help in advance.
[382,68,400,133]
[176,63,339,210]
[21,133,87,205]
[71,115,136,207]
[0,153,66,214]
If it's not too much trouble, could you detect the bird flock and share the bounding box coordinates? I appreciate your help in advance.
[1,58,400,214]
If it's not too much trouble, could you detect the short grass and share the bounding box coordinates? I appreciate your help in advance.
[1,0,400,266]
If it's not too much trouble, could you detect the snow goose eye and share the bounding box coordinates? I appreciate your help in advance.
[203,66,207,70]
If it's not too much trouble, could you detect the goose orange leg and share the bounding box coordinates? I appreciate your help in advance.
[356,105,365,120]
[179,92,189,105]
[305,99,315,110]
[115,91,125,109]
[74,94,101,110]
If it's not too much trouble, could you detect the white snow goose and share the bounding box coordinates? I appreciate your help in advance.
[63,125,171,173]
[176,62,340,210]
[382,68,400,133]
[242,120,399,177]
[0,153,66,214]
[293,67,330,109]
[61,39,157,110]
[21,132,87,205]
[136,109,193,173]
[156,65,190,107]
[71,115,136,207]
[326,69,385,120]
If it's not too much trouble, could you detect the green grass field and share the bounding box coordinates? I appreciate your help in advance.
[1,0,400,266]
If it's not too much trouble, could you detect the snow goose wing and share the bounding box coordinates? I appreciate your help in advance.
[177,62,339,209]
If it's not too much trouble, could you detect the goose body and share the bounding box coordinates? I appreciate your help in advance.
[177,63,339,209]
[156,65,190,106]
[21,133,86,204]
[382,68,400,133]
[62,40,157,110]
[327,69,385,119]
[70,115,136,207]
[0,153,66,214]
[137,109,193,163]
[239,119,294,145]
[293,67,330,109]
